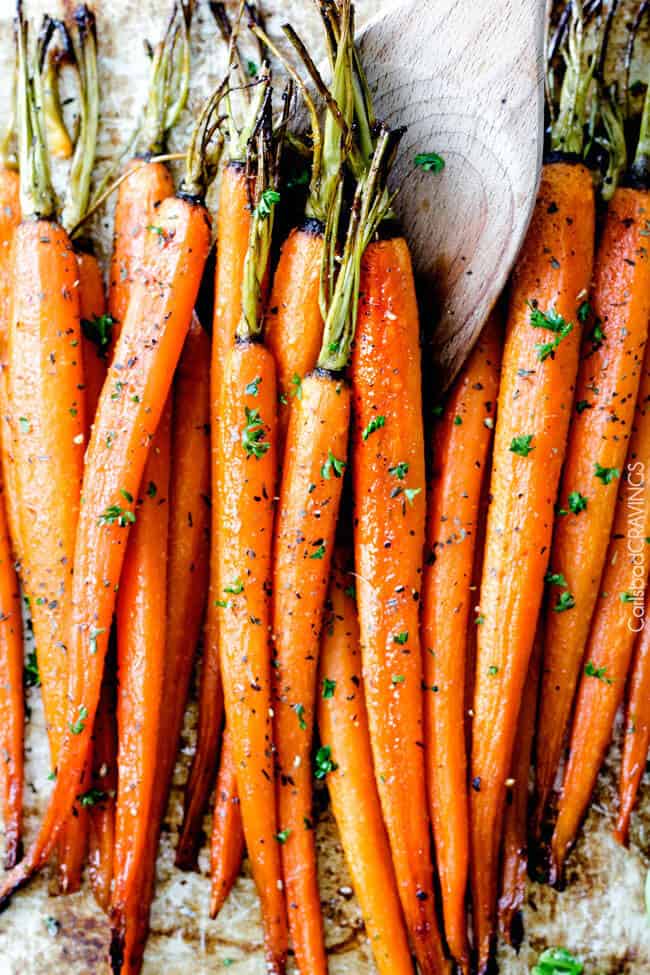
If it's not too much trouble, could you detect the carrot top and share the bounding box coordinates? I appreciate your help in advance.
[61,6,99,235]
[139,0,192,156]
[15,6,56,219]
[547,1,601,156]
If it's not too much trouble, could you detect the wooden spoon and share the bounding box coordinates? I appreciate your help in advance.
[358,0,545,386]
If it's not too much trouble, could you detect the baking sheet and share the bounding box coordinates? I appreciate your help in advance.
[0,0,647,972]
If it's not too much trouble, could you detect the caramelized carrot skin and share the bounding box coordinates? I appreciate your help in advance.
[112,404,171,971]
[536,186,650,833]
[318,553,413,975]
[265,223,324,451]
[0,480,23,870]
[108,159,174,336]
[88,653,117,913]
[178,165,251,868]
[352,236,448,975]
[78,248,109,428]
[273,371,350,975]
[615,590,650,845]
[210,729,245,918]
[0,168,21,562]
[498,628,541,947]
[470,161,594,974]
[0,196,210,900]
[550,347,650,879]
[421,312,500,971]
[218,340,287,974]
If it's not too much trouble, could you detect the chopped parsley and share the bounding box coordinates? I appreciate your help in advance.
[414,151,445,173]
[389,461,409,480]
[24,650,40,687]
[575,399,591,414]
[488,665,499,676]
[620,592,636,603]
[510,434,534,457]
[362,415,386,441]
[322,678,336,699]
[293,703,307,730]
[321,450,346,480]
[553,591,576,613]
[69,704,89,735]
[527,301,573,360]
[78,787,106,808]
[81,314,115,356]
[242,407,270,459]
[577,300,592,324]
[568,491,587,514]
[532,946,583,975]
[310,543,326,560]
[454,415,462,426]
[391,674,405,684]
[98,503,136,527]
[393,631,408,645]
[224,578,244,595]
[594,463,619,485]
[314,745,338,779]
[275,828,291,844]
[585,660,613,684]
[245,376,261,396]
[290,374,302,400]
[545,571,568,587]
[256,188,280,220]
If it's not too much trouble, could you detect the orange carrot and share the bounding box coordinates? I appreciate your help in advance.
[549,337,650,881]
[0,85,214,907]
[317,551,413,975]
[470,159,595,973]
[615,589,650,845]
[352,232,448,975]
[0,478,23,870]
[111,403,171,970]
[497,626,541,948]
[175,163,248,870]
[87,644,117,913]
[535,184,650,836]
[78,248,110,429]
[209,729,245,918]
[0,165,21,564]
[421,311,500,971]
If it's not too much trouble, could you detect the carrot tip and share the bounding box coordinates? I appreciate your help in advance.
[174,841,200,872]
[3,835,22,872]
[612,824,629,847]
[109,923,125,975]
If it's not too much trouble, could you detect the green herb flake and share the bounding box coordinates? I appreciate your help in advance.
[414,151,445,173]
[568,491,588,514]
[527,301,574,360]
[585,660,613,684]
[454,415,462,426]
[293,703,307,730]
[575,399,591,414]
[391,674,405,685]
[393,631,408,645]
[577,300,592,324]
[620,591,635,603]
[245,376,261,397]
[389,461,409,480]
[554,591,576,613]
[594,463,620,485]
[256,188,281,220]
[69,704,89,735]
[321,450,346,480]
[314,745,338,780]
[488,665,499,676]
[510,434,534,457]
[275,828,291,844]
[310,543,326,560]
[24,650,40,687]
[81,314,115,355]
[290,374,302,400]
[98,503,136,527]
[531,946,583,975]
[224,578,244,595]
[362,415,386,441]
[146,481,157,498]
[78,787,106,808]
[545,571,568,587]
[322,678,336,699]
[18,416,30,434]
[242,407,270,459]
[120,488,133,503]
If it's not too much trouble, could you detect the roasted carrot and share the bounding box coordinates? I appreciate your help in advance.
[549,336,650,882]
[78,249,109,428]
[111,403,171,970]
[317,550,413,975]
[421,311,500,971]
[470,65,597,975]
[107,1,191,339]
[0,83,215,909]
[178,48,261,869]
[0,478,23,870]
[214,82,288,974]
[87,642,117,913]
[615,590,650,845]
[209,729,245,918]
[497,625,542,948]
[0,163,21,566]
[7,13,88,894]
[534,175,650,837]
[175,160,248,869]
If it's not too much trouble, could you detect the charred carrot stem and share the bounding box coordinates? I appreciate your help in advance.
[209,729,245,918]
[0,478,23,870]
[549,338,650,882]
[470,160,595,974]
[352,238,448,975]
[497,626,542,948]
[535,185,650,838]
[317,551,413,975]
[177,163,251,870]
[615,590,650,845]
[421,311,501,972]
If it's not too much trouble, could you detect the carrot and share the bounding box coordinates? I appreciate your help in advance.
[87,643,117,913]
[420,312,500,971]
[497,625,542,948]
[78,248,109,428]
[317,550,413,975]
[534,183,650,837]
[615,589,650,845]
[107,1,192,339]
[7,14,88,894]
[110,402,171,970]
[178,42,262,868]
[175,161,248,869]
[40,16,73,161]
[0,479,23,870]
[209,729,245,918]
[0,82,215,909]
[214,81,288,974]
[0,164,21,565]
[549,337,650,882]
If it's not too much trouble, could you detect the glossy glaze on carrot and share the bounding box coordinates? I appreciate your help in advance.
[0,167,21,564]
[352,235,448,975]
[421,311,501,971]
[209,728,245,918]
[318,551,413,975]
[535,185,650,835]
[550,339,650,881]
[78,247,109,428]
[470,161,594,974]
